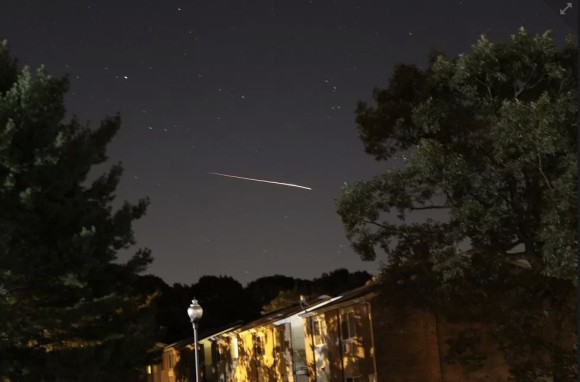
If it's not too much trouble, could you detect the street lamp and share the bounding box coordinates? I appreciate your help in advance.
[187,298,203,382]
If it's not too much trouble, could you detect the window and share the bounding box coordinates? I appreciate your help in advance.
[230,337,239,359]
[211,342,221,363]
[340,310,356,340]
[312,316,326,345]
[254,335,265,356]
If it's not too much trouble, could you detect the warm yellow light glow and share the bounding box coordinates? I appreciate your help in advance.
[231,336,239,359]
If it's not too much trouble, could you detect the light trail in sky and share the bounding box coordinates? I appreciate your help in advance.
[209,172,312,191]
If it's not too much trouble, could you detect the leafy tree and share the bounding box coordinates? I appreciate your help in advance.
[260,269,372,314]
[0,41,158,381]
[260,289,303,314]
[244,275,299,316]
[155,276,247,344]
[155,282,193,344]
[192,275,247,335]
[311,268,372,296]
[337,29,576,381]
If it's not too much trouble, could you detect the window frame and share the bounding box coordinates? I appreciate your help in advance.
[254,334,265,357]
[340,310,357,341]
[312,315,327,346]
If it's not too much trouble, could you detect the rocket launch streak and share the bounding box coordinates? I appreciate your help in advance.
[209,172,312,191]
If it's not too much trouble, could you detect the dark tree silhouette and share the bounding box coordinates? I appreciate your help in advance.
[337,29,576,380]
[0,41,157,381]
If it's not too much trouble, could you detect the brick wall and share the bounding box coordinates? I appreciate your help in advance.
[370,301,510,382]
[436,320,510,382]
[371,304,441,382]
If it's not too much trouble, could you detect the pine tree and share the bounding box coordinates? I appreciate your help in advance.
[0,41,158,381]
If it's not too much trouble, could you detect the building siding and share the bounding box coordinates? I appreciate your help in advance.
[145,286,510,382]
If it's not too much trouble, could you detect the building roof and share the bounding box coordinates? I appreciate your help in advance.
[165,322,243,349]
[159,282,379,351]
[299,282,379,317]
[232,295,331,333]
[200,323,243,342]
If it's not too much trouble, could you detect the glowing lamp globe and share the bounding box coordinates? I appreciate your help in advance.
[187,299,203,323]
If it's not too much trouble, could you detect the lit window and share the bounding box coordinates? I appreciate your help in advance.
[230,337,239,359]
[340,311,356,340]
[312,316,327,345]
[254,335,265,356]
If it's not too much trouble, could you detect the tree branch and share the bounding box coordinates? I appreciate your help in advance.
[535,155,553,190]
[474,75,493,100]
[409,204,452,211]
[361,219,390,230]
[558,72,572,95]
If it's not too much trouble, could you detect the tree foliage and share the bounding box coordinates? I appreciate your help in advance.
[0,41,158,381]
[260,269,372,314]
[192,276,247,335]
[337,29,577,381]
[260,289,302,314]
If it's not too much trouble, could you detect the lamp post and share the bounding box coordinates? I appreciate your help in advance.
[187,298,203,382]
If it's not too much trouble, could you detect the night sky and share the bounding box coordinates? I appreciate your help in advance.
[1,1,574,285]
